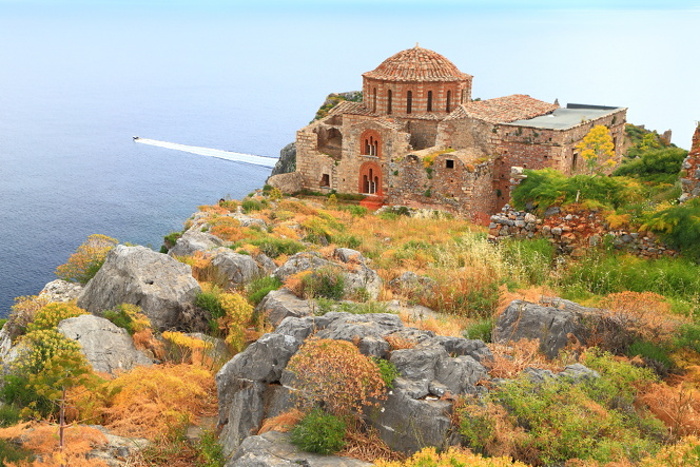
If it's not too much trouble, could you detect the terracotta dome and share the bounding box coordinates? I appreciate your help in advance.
[363,45,471,83]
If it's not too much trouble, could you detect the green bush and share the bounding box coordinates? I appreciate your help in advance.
[162,231,183,251]
[250,237,304,258]
[0,438,33,466]
[372,358,399,389]
[246,276,283,305]
[643,198,700,261]
[627,340,674,372]
[613,147,687,184]
[195,430,226,467]
[301,267,345,300]
[464,318,493,343]
[0,318,7,330]
[336,301,389,314]
[511,168,642,213]
[562,252,700,308]
[0,403,20,427]
[338,205,368,217]
[195,289,225,319]
[290,408,346,455]
[241,198,267,213]
[675,323,700,354]
[501,238,555,285]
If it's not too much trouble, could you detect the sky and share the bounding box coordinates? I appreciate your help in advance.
[1,0,698,148]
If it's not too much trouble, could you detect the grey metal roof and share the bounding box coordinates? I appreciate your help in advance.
[505,104,624,130]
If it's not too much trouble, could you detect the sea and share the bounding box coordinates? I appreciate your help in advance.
[1,3,698,316]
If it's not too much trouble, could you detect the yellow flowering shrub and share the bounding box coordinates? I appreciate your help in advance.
[26,302,88,333]
[375,446,531,467]
[55,234,118,284]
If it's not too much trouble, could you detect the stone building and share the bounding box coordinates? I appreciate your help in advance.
[285,45,627,216]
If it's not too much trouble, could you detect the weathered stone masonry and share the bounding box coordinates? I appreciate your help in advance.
[277,45,627,217]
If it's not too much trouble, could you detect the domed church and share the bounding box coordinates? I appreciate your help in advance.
[291,45,627,216]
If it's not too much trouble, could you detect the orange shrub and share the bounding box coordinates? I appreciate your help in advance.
[639,382,700,439]
[486,339,563,379]
[101,364,216,439]
[208,216,243,242]
[286,338,386,417]
[599,291,682,344]
[55,234,118,284]
[0,422,109,467]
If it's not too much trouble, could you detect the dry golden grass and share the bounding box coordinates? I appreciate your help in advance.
[486,339,564,379]
[384,334,418,350]
[398,310,467,337]
[0,422,109,467]
[257,409,304,434]
[340,424,403,463]
[496,284,559,317]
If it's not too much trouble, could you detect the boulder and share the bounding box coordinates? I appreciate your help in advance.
[274,251,382,300]
[332,249,383,300]
[0,327,12,363]
[369,388,454,454]
[228,430,371,467]
[269,142,296,177]
[208,248,264,289]
[217,333,302,453]
[267,172,304,195]
[77,245,202,331]
[256,289,314,328]
[39,279,83,303]
[168,231,223,257]
[57,315,152,375]
[493,299,598,359]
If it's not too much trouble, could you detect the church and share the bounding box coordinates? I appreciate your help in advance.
[284,45,627,216]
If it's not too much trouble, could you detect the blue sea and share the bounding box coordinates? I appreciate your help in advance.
[1,2,698,316]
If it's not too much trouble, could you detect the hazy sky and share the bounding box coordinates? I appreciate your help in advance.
[2,0,698,147]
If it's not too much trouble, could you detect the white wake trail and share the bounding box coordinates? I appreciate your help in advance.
[134,137,278,168]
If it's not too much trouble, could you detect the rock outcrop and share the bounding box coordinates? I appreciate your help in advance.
[208,248,266,289]
[267,172,304,195]
[493,298,603,359]
[270,142,297,177]
[216,311,492,456]
[229,430,371,467]
[274,249,382,300]
[168,231,224,257]
[255,289,314,327]
[77,245,202,331]
[57,314,153,375]
[39,279,83,303]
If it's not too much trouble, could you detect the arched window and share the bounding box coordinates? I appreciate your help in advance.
[461,89,466,104]
[372,87,377,112]
[360,129,382,158]
[427,90,433,112]
[406,90,413,114]
[446,90,452,113]
[387,89,393,115]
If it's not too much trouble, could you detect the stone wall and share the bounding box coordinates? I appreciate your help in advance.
[680,125,700,203]
[488,206,676,258]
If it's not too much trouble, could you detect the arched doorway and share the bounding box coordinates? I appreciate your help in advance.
[359,162,383,195]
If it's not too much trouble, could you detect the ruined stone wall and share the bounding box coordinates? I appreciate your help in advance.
[385,153,496,216]
[402,119,440,150]
[435,116,496,156]
[680,126,700,203]
[489,207,676,259]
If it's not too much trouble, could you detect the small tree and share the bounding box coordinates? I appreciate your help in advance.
[55,234,118,284]
[576,125,616,174]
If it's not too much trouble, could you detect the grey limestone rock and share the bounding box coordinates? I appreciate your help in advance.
[208,248,265,289]
[269,142,296,177]
[369,388,454,454]
[255,288,314,328]
[39,279,83,303]
[168,231,223,257]
[228,430,371,467]
[77,245,201,331]
[57,314,153,375]
[493,299,600,359]
[267,172,304,195]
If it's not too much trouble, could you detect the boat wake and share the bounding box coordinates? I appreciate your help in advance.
[133,137,278,168]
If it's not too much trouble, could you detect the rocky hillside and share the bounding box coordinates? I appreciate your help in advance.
[1,190,700,466]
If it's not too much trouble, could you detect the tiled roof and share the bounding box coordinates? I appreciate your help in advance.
[456,95,559,124]
[363,46,472,83]
[326,101,403,128]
